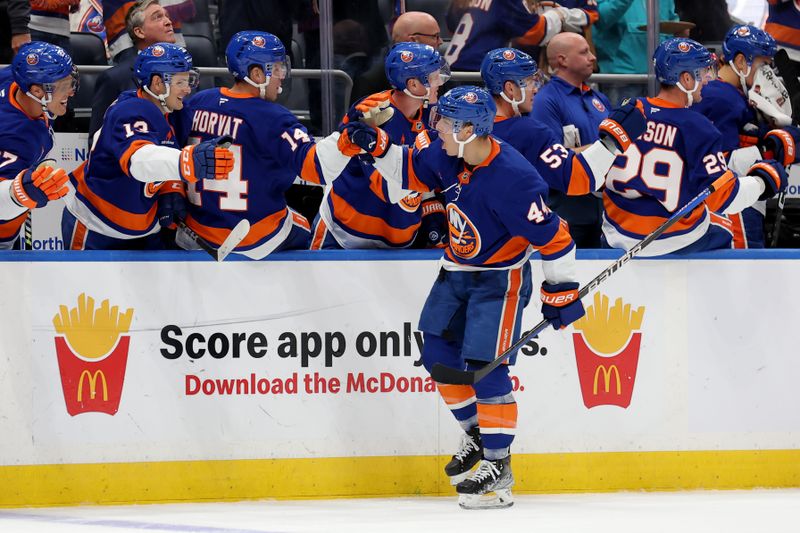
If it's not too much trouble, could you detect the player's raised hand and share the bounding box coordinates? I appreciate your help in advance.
[749,159,788,201]
[599,101,646,154]
[347,92,395,127]
[762,126,800,166]
[337,122,391,158]
[540,281,585,330]
[11,163,69,209]
[179,135,235,183]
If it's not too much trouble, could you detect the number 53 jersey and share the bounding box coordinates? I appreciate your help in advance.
[602,97,748,256]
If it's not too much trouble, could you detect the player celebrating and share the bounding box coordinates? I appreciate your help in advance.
[62,43,234,250]
[480,47,644,201]
[179,31,355,258]
[338,86,585,509]
[692,25,796,248]
[602,38,789,256]
[0,41,75,249]
[311,42,449,250]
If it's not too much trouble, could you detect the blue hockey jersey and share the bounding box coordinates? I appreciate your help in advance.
[693,79,760,152]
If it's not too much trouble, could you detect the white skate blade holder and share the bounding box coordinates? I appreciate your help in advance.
[458,489,514,510]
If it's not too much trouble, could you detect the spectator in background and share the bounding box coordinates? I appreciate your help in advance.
[443,0,572,71]
[675,0,732,43]
[351,10,443,103]
[531,32,611,248]
[89,0,176,142]
[218,0,298,63]
[28,0,80,54]
[0,0,30,63]
[104,0,193,61]
[593,0,680,104]
[765,0,800,63]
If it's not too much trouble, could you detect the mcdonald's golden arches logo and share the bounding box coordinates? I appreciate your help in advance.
[572,293,645,409]
[52,294,134,416]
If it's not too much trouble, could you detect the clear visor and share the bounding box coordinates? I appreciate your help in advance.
[429,106,462,134]
[45,68,80,96]
[519,71,544,92]
[267,59,290,80]
[164,70,200,90]
[695,63,717,83]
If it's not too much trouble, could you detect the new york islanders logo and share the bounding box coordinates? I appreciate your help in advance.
[502,49,516,61]
[400,50,414,63]
[463,92,478,104]
[736,26,751,37]
[677,41,691,53]
[252,35,266,47]
[572,293,645,409]
[399,191,422,213]
[447,205,481,259]
[592,97,606,112]
[26,54,38,65]
[52,294,134,416]
[152,45,166,57]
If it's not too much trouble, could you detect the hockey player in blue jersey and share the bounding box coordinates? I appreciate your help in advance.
[311,42,449,250]
[62,43,234,250]
[692,25,798,248]
[338,86,585,509]
[480,47,644,203]
[603,38,790,256]
[0,41,75,249]
[444,0,578,70]
[179,31,354,258]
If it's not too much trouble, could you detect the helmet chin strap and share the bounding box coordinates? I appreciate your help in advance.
[144,83,173,113]
[25,88,53,117]
[677,77,700,107]
[244,74,281,100]
[500,85,526,116]
[453,131,477,159]
[729,61,751,93]
[404,86,432,108]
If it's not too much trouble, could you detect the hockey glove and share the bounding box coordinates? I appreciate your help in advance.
[598,101,646,154]
[418,198,448,248]
[762,126,800,167]
[157,181,188,228]
[346,92,395,127]
[541,281,585,330]
[748,159,788,201]
[337,122,391,158]
[179,135,235,183]
[11,164,69,209]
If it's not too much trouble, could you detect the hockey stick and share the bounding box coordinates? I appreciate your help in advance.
[22,158,58,250]
[177,218,250,262]
[430,172,735,385]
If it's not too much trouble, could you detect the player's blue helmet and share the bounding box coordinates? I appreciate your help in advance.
[480,47,542,94]
[134,42,197,88]
[653,38,715,85]
[385,42,449,90]
[431,86,496,136]
[12,41,76,92]
[226,30,288,80]
[722,25,777,64]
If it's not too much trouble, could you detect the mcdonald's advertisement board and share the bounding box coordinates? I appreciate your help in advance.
[1,253,799,505]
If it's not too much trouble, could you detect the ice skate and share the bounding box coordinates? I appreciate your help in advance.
[444,426,483,485]
[456,456,514,509]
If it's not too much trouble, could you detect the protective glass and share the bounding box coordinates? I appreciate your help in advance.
[697,63,718,83]
[429,106,459,134]
[519,71,544,91]
[269,59,290,80]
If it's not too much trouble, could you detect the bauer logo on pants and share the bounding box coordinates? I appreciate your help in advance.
[52,293,134,416]
[572,293,645,409]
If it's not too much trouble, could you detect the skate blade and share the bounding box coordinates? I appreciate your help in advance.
[458,489,514,510]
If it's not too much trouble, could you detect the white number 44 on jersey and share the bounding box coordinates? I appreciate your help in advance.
[527,199,552,223]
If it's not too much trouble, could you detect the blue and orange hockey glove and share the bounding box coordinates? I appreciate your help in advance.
[337,122,391,158]
[749,159,788,201]
[599,101,646,153]
[419,198,447,248]
[157,181,187,228]
[762,126,800,166]
[345,92,395,126]
[179,135,234,183]
[11,163,69,209]
[541,281,585,330]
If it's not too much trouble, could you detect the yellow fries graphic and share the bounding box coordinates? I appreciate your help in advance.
[52,293,134,359]
[573,292,644,354]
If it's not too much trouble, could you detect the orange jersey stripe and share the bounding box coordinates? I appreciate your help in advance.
[291,210,311,231]
[186,208,288,248]
[514,17,547,46]
[765,22,800,47]
[486,236,529,265]
[722,212,746,249]
[69,219,88,250]
[368,170,388,202]
[704,170,737,213]
[604,195,704,236]
[437,383,476,405]
[310,218,328,250]
[300,145,322,185]
[566,159,592,196]
[477,402,518,429]
[119,139,153,176]
[328,187,419,245]
[496,268,522,356]
[538,219,574,256]
[72,162,158,232]
[105,1,135,43]
[0,213,27,239]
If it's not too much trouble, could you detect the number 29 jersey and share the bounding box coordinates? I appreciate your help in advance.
[602,97,741,256]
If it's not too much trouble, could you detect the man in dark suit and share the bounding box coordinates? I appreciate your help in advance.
[88,0,176,142]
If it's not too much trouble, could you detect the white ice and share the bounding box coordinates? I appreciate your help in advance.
[1,489,799,533]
